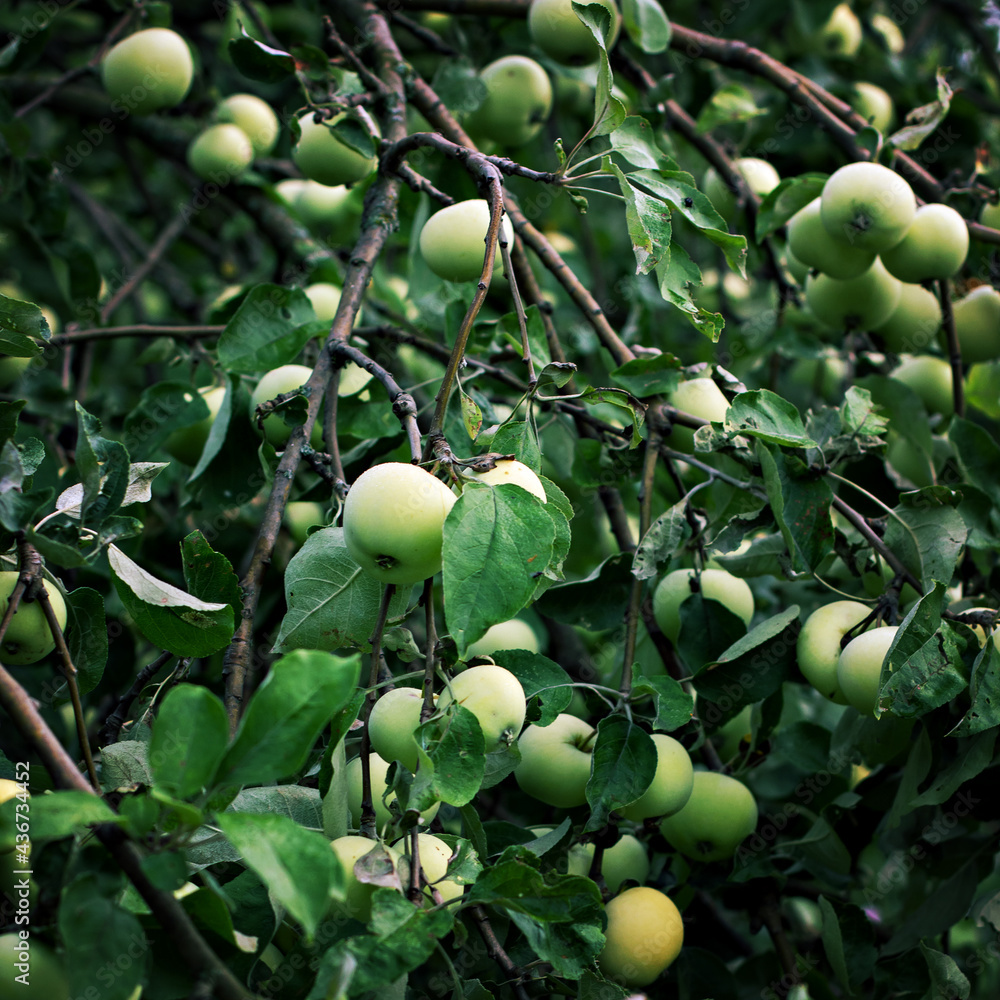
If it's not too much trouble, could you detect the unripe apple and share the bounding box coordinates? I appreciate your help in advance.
[805,258,902,332]
[466,618,541,658]
[820,162,917,253]
[871,13,905,54]
[881,204,969,283]
[979,201,1000,230]
[564,833,650,892]
[652,568,754,645]
[294,181,353,229]
[101,28,194,115]
[470,459,546,501]
[438,664,526,752]
[249,364,324,449]
[598,887,683,988]
[850,82,894,134]
[343,463,456,585]
[659,770,758,862]
[419,199,514,283]
[954,606,1000,650]
[714,704,753,759]
[515,713,595,808]
[620,732,693,820]
[837,625,899,715]
[0,933,68,1000]
[527,0,622,66]
[283,500,326,546]
[329,834,403,922]
[797,600,872,703]
[784,248,810,284]
[187,124,255,181]
[891,354,954,416]
[275,178,307,208]
[667,376,730,451]
[345,753,439,833]
[216,93,279,157]
[951,285,1000,363]
[164,385,227,466]
[786,198,875,279]
[369,687,427,772]
[292,112,378,187]
[872,282,942,354]
[400,832,464,905]
[0,572,67,665]
[702,157,781,220]
[0,356,31,387]
[787,352,849,403]
[467,55,553,147]
[814,3,862,57]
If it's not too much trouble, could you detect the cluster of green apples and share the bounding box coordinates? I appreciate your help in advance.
[187,92,279,182]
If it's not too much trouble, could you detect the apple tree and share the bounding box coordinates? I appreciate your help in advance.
[1,1,1000,998]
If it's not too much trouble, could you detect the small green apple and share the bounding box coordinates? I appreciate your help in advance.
[814,3,862,57]
[951,285,1000,363]
[527,0,622,66]
[345,753,439,833]
[979,201,1000,230]
[419,199,514,283]
[787,352,849,403]
[0,356,31,387]
[837,625,899,714]
[0,572,67,665]
[786,198,875,279]
[871,13,905,53]
[850,82,894,133]
[164,385,226,466]
[187,124,254,181]
[294,181,353,229]
[369,687,427,772]
[470,458,546,501]
[652,568,754,645]
[805,258,902,332]
[466,618,541,658]
[400,832,464,905]
[598,887,684,988]
[0,933,68,1000]
[101,28,193,115]
[515,713,595,808]
[702,157,781,220]
[820,162,917,252]
[620,733,693,820]
[329,835,402,922]
[467,55,553,147]
[439,664,526,752]
[872,281,942,354]
[797,600,872,703]
[892,354,954,416]
[292,112,377,187]
[343,462,456,585]
[249,364,324,449]
[666,376,730,451]
[714,704,753,759]
[565,833,650,892]
[659,770,758,862]
[881,204,969,283]
[283,500,326,546]
[216,93,279,157]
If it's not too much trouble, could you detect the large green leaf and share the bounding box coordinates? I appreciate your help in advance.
[150,685,230,799]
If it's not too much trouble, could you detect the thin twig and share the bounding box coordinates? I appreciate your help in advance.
[938,279,965,418]
[99,650,174,747]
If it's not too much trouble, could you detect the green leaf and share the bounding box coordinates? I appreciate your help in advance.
[725,390,816,447]
[857,374,933,456]
[819,896,878,995]
[572,2,627,137]
[229,31,295,82]
[655,242,724,341]
[948,416,1000,508]
[631,498,692,580]
[150,685,229,799]
[1,790,122,845]
[604,160,672,275]
[217,284,317,374]
[124,381,214,456]
[632,673,694,731]
[883,500,967,592]
[888,69,953,152]
[0,401,25,451]
[584,714,657,831]
[414,703,486,808]
[696,84,769,132]
[912,731,995,806]
[535,554,634,630]
[218,649,361,787]
[459,381,483,441]
[579,386,645,446]
[181,531,241,616]
[273,527,411,654]
[840,386,890,437]
[609,116,676,170]
[919,944,971,1000]
[66,586,107,695]
[216,811,342,942]
[443,483,556,657]
[676,592,750,672]
[610,352,681,398]
[620,0,671,52]
[74,401,131,528]
[754,173,826,242]
[490,418,542,471]
[491,649,574,727]
[952,642,1000,736]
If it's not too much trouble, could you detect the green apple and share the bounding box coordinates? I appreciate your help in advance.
[850,82,894,133]
[304,282,344,324]
[871,13,905,53]
[714,704,753,759]
[783,248,810,284]
[329,835,402,922]
[805,258,902,332]
[598,887,684,988]
[345,753,439,833]
[0,933,68,1000]
[164,385,226,466]
[872,282,942,354]
[439,664,526,752]
[294,181,353,229]
[275,178,307,209]
[249,364,324,449]
[515,713,595,808]
[470,458,546,501]
[216,93,279,157]
[953,606,1000,650]
[343,462,456,585]
[292,112,377,187]
[952,285,1000,363]
[881,204,969,283]
[620,733,693,820]
[0,572,67,665]
[837,625,899,714]
[702,157,781,220]
[892,354,954,416]
[187,124,254,181]
[467,55,553,147]
[786,198,875,279]
[652,568,754,645]
[797,600,872,703]
[979,200,1000,230]
[401,832,464,905]
[419,199,514,284]
[666,376,730,451]
[659,770,758,862]
[466,618,542,658]
[527,0,622,66]
[820,162,917,252]
[814,3,862,57]
[787,352,849,403]
[101,28,193,115]
[0,356,31,387]
[368,686,426,772]
[565,833,650,892]
[283,500,326,546]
